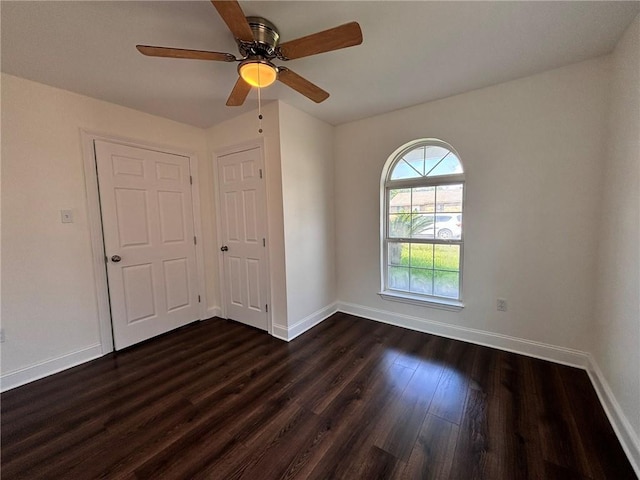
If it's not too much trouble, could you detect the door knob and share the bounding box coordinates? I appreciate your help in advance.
[220,245,228,252]
[111,255,122,263]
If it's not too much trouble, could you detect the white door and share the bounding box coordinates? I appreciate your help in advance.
[95,140,200,349]
[217,146,269,331]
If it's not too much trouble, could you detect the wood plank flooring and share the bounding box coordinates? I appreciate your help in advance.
[2,313,636,479]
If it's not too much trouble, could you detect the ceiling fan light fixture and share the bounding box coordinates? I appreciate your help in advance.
[239,60,278,88]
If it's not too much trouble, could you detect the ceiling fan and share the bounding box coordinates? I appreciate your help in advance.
[136,0,363,107]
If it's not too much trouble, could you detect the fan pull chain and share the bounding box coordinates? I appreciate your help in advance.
[257,66,263,135]
[257,87,263,134]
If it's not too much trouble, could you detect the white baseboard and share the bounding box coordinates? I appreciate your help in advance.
[206,306,222,319]
[272,302,338,342]
[1,343,103,392]
[271,322,288,340]
[337,301,589,368]
[586,355,640,477]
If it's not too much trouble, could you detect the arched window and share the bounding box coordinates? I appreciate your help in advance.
[380,139,465,309]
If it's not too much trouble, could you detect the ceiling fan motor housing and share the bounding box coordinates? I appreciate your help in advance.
[240,16,280,58]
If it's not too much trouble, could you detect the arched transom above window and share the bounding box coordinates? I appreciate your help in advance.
[388,143,463,181]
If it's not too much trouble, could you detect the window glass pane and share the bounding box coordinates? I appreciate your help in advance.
[427,151,463,177]
[424,146,451,172]
[389,214,411,237]
[390,159,421,180]
[388,242,410,266]
[410,243,434,268]
[433,213,462,240]
[434,244,460,271]
[402,146,426,162]
[401,147,425,176]
[434,271,459,298]
[436,184,463,213]
[389,188,411,213]
[411,214,435,238]
[412,186,435,212]
[410,268,433,295]
[389,266,410,291]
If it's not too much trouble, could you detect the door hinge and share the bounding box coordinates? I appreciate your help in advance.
[265,304,268,313]
[194,236,197,245]
[263,238,266,247]
[190,175,193,185]
[198,295,201,303]
[259,169,263,179]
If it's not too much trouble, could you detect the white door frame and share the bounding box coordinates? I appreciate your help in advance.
[213,138,272,334]
[81,130,207,354]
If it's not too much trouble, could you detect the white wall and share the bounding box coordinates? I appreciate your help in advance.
[206,102,289,329]
[278,102,336,336]
[334,57,610,356]
[595,14,640,465]
[1,74,212,384]
[207,101,337,338]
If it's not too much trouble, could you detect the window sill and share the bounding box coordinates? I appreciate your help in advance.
[378,291,464,312]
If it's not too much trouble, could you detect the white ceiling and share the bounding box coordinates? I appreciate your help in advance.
[2,1,638,128]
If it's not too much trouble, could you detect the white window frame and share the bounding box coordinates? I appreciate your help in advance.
[379,139,465,311]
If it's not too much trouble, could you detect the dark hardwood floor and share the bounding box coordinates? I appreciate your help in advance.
[1,313,636,479]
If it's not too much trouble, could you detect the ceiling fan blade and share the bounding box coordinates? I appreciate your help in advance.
[278,68,329,103]
[227,77,252,106]
[136,45,236,62]
[211,0,254,43]
[278,22,363,60]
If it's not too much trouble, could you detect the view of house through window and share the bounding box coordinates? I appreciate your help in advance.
[382,140,464,304]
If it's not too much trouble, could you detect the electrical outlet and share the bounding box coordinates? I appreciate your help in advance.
[0,328,5,343]
[497,298,507,312]
[61,209,73,223]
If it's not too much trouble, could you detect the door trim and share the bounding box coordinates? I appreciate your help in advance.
[213,138,272,334]
[81,130,206,354]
